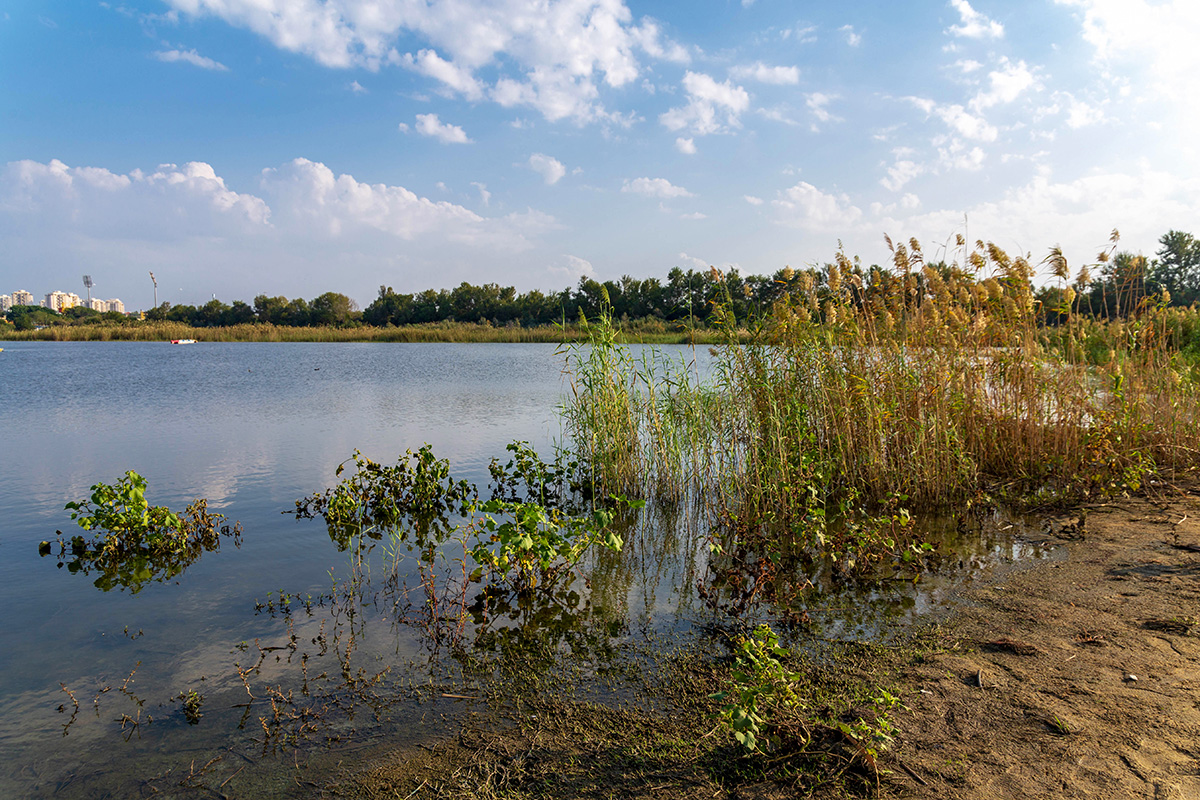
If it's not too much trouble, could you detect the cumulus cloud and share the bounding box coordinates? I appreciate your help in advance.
[161,0,686,124]
[414,113,472,144]
[1,159,268,239]
[970,58,1038,111]
[471,181,490,205]
[675,137,696,154]
[744,195,764,206]
[528,153,566,185]
[773,181,863,231]
[881,158,923,192]
[400,49,485,100]
[839,25,862,46]
[660,71,750,135]
[934,103,998,141]
[621,177,693,198]
[1,157,559,303]
[729,62,800,85]
[947,0,1004,39]
[153,48,228,70]
[549,254,595,279]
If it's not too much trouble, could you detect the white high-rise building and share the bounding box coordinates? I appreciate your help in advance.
[45,291,82,312]
[0,295,11,313]
[107,298,125,314]
[12,290,33,307]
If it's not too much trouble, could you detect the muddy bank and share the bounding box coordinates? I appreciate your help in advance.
[887,489,1200,799]
[316,489,1200,800]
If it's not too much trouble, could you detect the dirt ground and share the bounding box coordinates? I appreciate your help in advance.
[885,489,1200,799]
[321,487,1200,800]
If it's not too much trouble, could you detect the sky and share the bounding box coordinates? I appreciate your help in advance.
[1,0,1198,311]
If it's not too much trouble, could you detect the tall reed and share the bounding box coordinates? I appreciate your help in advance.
[562,236,1200,544]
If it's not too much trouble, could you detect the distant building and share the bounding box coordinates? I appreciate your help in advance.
[107,298,125,314]
[44,291,82,312]
[11,290,34,307]
[0,295,11,313]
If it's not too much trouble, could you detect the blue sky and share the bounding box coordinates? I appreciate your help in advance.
[2,0,1197,310]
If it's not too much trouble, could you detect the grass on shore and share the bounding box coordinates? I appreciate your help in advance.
[0,319,740,345]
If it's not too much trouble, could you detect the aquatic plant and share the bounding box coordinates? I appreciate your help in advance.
[40,470,241,593]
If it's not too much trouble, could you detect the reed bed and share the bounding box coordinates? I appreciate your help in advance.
[0,320,736,345]
[561,238,1200,564]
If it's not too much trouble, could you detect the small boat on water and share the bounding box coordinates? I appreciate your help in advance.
[170,339,197,345]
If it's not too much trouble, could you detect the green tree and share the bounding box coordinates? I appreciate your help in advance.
[1150,230,1200,306]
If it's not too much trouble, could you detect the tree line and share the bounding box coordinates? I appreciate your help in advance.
[7,230,1199,331]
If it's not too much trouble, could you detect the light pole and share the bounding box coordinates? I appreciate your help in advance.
[82,275,93,305]
[149,271,158,310]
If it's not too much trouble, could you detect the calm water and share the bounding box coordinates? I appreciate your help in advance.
[0,341,1046,798]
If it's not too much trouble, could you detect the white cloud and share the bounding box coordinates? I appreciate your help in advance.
[876,168,1200,274]
[349,79,367,94]
[881,158,923,192]
[675,137,696,154]
[806,93,841,128]
[162,0,687,125]
[660,71,750,135]
[1,159,268,239]
[953,58,983,74]
[970,58,1038,111]
[1065,96,1105,128]
[680,211,706,220]
[622,177,694,199]
[1056,0,1200,108]
[677,252,708,268]
[549,254,595,279]
[744,195,764,206]
[414,113,472,144]
[947,0,1004,39]
[729,62,800,85]
[839,24,862,46]
[528,153,566,185]
[400,49,485,100]
[934,104,998,141]
[774,181,863,231]
[471,181,490,206]
[0,157,561,304]
[153,48,228,71]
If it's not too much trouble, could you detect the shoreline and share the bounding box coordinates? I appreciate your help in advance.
[299,487,1200,799]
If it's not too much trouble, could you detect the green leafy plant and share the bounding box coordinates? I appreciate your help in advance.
[294,445,477,554]
[710,624,803,751]
[467,497,638,591]
[40,471,241,593]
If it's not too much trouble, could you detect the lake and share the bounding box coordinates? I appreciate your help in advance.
[0,341,1044,797]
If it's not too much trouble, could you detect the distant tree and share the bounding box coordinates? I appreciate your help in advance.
[1149,230,1200,306]
[281,297,311,327]
[253,294,289,325]
[309,292,357,326]
[146,302,171,321]
[227,300,255,325]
